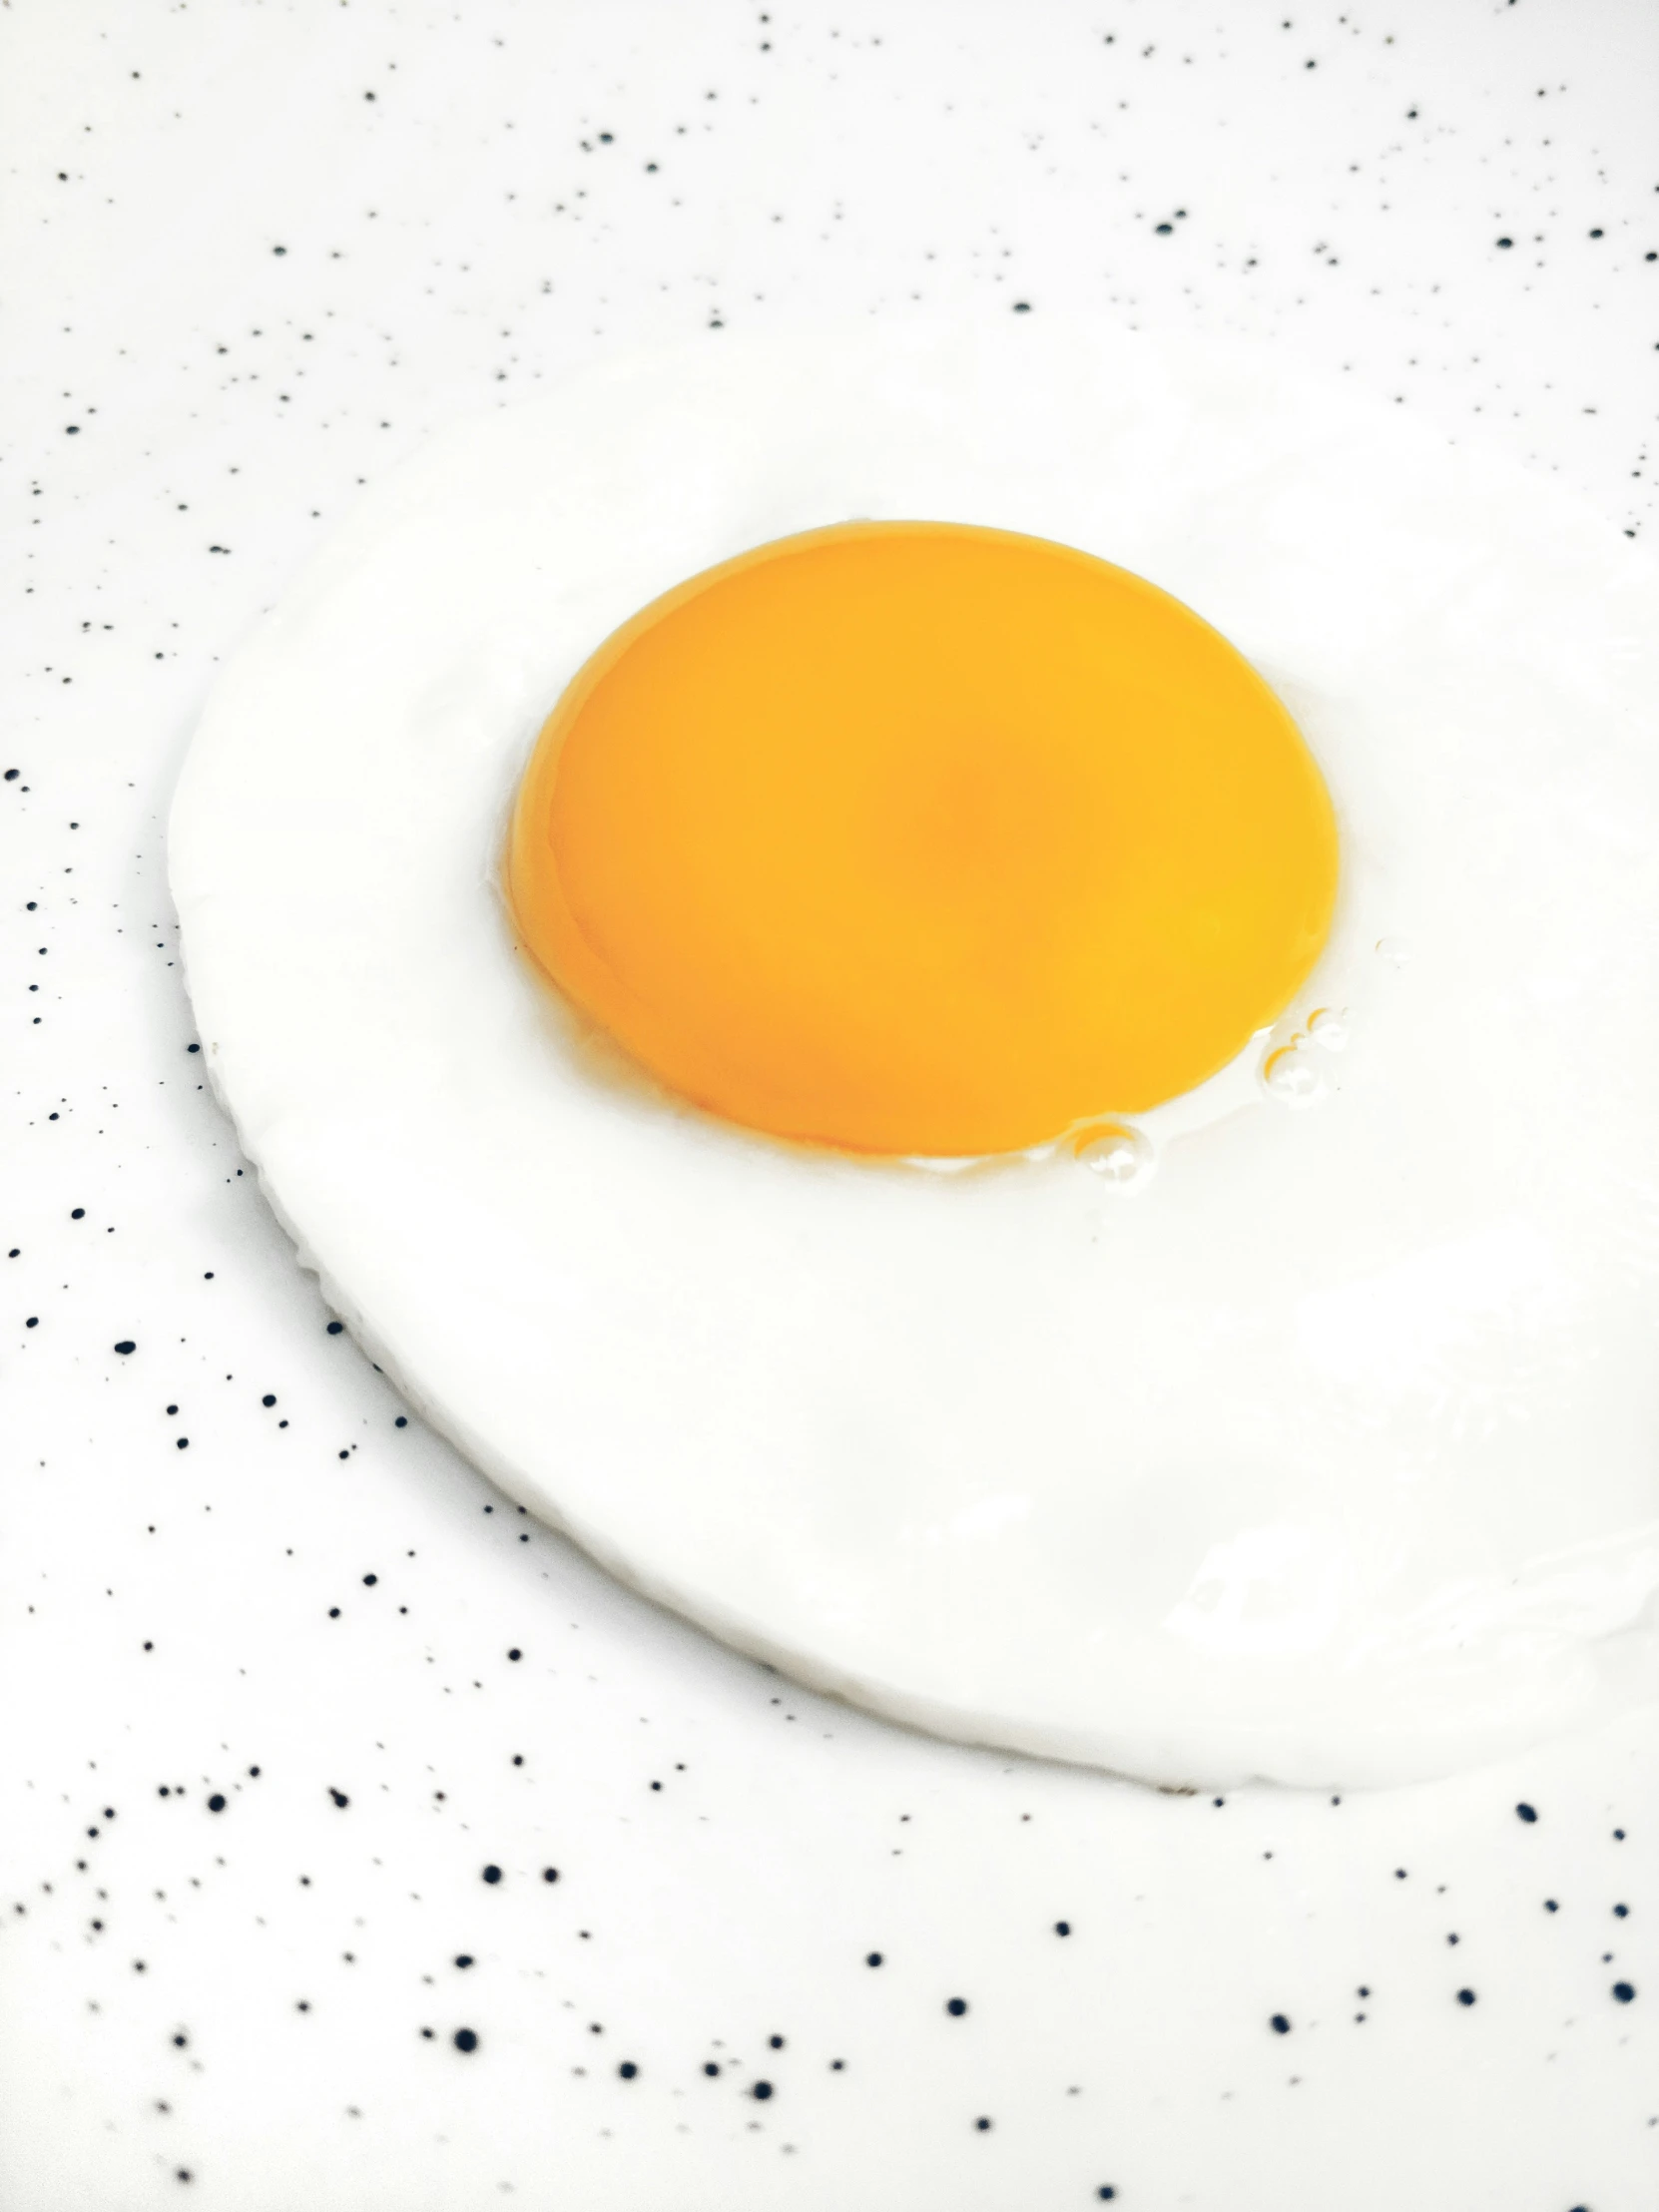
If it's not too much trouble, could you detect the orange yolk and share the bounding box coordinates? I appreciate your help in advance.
[506,521,1338,1159]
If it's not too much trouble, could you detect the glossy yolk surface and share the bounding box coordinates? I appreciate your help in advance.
[506,521,1338,1159]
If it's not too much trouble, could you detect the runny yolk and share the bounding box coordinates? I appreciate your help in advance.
[506,521,1339,1159]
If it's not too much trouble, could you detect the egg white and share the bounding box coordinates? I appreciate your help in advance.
[169,318,1659,1788]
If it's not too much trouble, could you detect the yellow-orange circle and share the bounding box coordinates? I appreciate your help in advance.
[506,522,1338,1157]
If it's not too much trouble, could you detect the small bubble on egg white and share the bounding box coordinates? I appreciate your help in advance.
[1307,1007,1349,1051]
[1375,935,1413,968]
[1074,1121,1155,1193]
[1263,1043,1327,1107]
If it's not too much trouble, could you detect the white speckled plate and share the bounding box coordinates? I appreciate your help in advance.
[2,5,1654,2208]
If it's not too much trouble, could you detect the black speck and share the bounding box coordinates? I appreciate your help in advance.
[326,1321,343,1335]
[752,2079,773,2100]
[1456,1988,1476,2006]
[946,1997,968,2016]
[704,2061,720,2076]
[482,1865,502,1885]
[507,1648,522,1662]
[454,2026,478,2051]
[974,2115,992,2131]
[454,1954,473,1969]
[114,1340,137,1355]
[1154,223,1173,235]
[1271,2014,1292,2034]
[619,2060,638,2079]
[329,1789,348,1809]
[207,1795,226,1814]
[542,1867,559,1884]
[865,1951,882,1967]
[1516,1802,1538,1823]
[1612,1981,1636,2002]
[1496,237,1513,249]
[1054,1921,1071,1936]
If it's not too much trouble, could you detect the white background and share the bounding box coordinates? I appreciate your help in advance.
[1,3,1654,2208]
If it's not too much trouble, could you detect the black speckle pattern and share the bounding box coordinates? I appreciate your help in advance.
[2,6,1653,2207]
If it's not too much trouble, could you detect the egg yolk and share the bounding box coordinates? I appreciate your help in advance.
[506,521,1338,1159]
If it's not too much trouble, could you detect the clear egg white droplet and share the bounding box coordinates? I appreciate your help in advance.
[1263,1044,1327,1107]
[1307,1007,1349,1052]
[1075,1121,1155,1193]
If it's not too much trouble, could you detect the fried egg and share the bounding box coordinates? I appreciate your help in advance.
[169,318,1659,1788]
